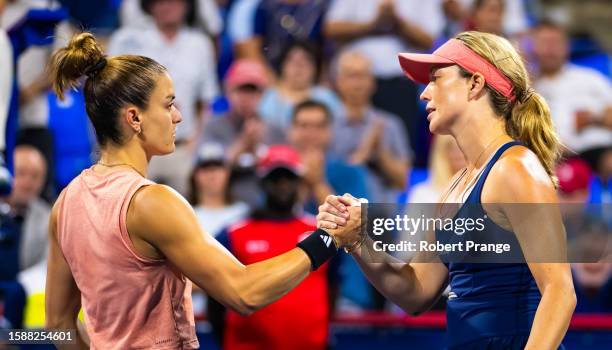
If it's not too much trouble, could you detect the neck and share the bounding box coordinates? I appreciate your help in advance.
[8,198,27,216]
[539,65,564,78]
[157,23,180,41]
[344,102,369,121]
[262,200,295,219]
[279,81,310,100]
[451,108,511,169]
[98,139,149,177]
[200,192,227,208]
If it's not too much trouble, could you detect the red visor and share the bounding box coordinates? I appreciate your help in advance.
[398,39,516,102]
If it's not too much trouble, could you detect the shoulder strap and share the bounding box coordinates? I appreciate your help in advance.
[467,141,522,203]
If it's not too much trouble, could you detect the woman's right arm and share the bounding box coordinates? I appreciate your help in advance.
[128,185,361,316]
[351,240,448,315]
[318,195,448,315]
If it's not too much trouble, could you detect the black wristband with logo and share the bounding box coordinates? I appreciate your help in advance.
[297,228,338,271]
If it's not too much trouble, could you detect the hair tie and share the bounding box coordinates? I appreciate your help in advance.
[521,87,535,103]
[85,57,107,78]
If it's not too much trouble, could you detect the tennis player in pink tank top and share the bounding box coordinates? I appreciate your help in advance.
[44,32,364,350]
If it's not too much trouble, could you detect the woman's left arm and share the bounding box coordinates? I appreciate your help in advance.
[487,151,576,350]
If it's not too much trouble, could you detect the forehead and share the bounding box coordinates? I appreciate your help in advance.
[430,64,460,76]
[534,26,567,40]
[295,107,328,122]
[14,147,46,168]
[151,72,174,97]
[339,55,370,73]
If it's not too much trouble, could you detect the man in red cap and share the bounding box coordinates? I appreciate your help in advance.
[202,59,286,208]
[207,145,335,350]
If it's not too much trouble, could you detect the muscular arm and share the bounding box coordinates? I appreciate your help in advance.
[127,184,313,315]
[45,200,89,349]
[486,150,576,350]
[352,243,448,314]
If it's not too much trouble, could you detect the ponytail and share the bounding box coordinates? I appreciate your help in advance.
[507,90,561,186]
[49,32,105,100]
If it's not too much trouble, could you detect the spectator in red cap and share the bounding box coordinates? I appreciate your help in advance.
[202,59,286,208]
[556,158,592,204]
[208,145,336,350]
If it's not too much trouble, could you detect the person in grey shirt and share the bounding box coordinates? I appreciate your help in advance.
[202,59,286,208]
[331,51,412,206]
[0,145,51,305]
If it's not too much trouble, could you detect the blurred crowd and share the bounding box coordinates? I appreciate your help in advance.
[0,0,611,346]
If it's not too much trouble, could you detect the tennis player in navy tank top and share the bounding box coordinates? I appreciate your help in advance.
[318,31,576,349]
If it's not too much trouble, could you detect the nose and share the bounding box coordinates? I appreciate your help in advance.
[420,83,432,102]
[172,108,183,124]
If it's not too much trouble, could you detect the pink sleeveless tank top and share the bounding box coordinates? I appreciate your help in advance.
[56,167,199,349]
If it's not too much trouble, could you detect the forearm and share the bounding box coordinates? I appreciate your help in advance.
[525,282,576,350]
[226,139,248,165]
[324,21,374,42]
[396,18,434,50]
[312,181,334,206]
[232,248,312,314]
[377,151,409,190]
[351,239,426,314]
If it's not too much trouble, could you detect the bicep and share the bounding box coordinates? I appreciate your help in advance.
[129,186,247,303]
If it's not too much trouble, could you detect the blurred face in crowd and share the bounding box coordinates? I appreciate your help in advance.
[138,73,182,156]
[11,146,46,207]
[335,53,375,106]
[227,84,264,119]
[149,0,188,28]
[533,26,569,75]
[194,163,230,201]
[598,149,612,180]
[558,188,589,206]
[472,0,504,35]
[573,262,612,289]
[289,106,332,152]
[420,65,471,134]
[281,47,316,90]
[262,169,301,211]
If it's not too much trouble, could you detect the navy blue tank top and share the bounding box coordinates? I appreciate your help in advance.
[438,141,541,348]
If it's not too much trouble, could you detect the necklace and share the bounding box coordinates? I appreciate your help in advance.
[97,161,145,178]
[439,134,507,206]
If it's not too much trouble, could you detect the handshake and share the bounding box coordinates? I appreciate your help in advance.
[316,193,368,253]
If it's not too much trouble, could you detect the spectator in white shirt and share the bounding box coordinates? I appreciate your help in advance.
[324,0,445,166]
[108,0,220,195]
[120,0,223,37]
[531,20,612,168]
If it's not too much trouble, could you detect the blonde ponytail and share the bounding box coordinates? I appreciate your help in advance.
[507,90,560,185]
